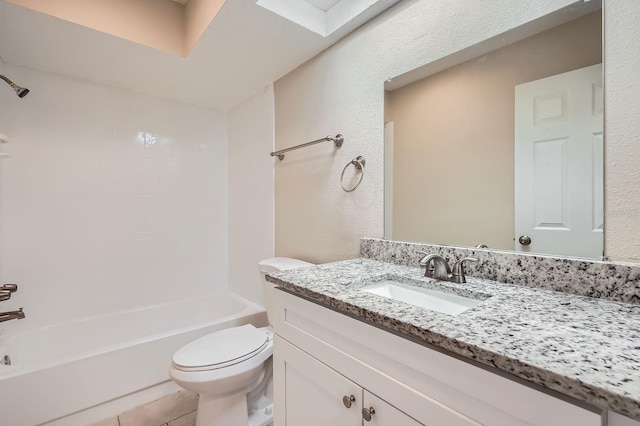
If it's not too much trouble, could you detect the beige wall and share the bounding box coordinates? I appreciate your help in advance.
[274,0,640,263]
[8,0,184,55]
[7,0,223,56]
[386,12,601,250]
[184,0,226,54]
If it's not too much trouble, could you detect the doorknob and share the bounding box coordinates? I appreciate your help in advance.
[518,235,532,245]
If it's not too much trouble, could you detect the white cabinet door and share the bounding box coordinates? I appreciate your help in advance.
[274,335,362,426]
[608,411,640,426]
[362,390,423,426]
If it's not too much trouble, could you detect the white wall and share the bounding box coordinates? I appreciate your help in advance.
[274,0,640,263]
[0,64,228,328]
[604,0,640,262]
[228,85,275,305]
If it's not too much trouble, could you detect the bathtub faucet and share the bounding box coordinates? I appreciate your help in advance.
[0,307,25,323]
[0,284,18,302]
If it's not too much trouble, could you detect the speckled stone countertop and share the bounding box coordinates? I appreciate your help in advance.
[266,258,640,420]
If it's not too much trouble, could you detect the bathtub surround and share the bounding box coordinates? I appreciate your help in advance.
[228,85,276,305]
[274,0,640,263]
[0,42,275,426]
[0,63,228,328]
[361,238,640,305]
[266,258,640,420]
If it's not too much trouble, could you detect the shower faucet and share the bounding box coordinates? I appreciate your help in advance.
[0,308,25,323]
[0,284,24,322]
[0,284,18,301]
[2,283,18,292]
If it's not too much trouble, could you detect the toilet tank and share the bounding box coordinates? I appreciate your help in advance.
[258,257,313,323]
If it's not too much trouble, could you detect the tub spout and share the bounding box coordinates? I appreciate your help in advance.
[0,307,25,323]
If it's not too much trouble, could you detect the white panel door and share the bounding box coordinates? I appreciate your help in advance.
[274,335,361,426]
[515,63,603,258]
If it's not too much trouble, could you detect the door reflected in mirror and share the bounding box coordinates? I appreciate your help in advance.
[384,6,603,259]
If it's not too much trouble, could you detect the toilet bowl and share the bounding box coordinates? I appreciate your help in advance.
[169,257,313,426]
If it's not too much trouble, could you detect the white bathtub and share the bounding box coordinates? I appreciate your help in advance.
[0,293,267,426]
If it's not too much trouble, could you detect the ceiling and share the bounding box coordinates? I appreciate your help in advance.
[0,0,398,111]
[306,0,341,12]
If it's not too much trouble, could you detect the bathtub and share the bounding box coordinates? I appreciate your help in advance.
[0,293,267,426]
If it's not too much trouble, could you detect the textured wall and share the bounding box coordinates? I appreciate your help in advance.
[0,64,228,328]
[228,85,275,305]
[604,0,640,262]
[274,0,579,263]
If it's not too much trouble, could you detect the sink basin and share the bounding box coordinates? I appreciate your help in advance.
[360,279,485,316]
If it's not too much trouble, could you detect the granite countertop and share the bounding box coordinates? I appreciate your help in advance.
[266,258,640,420]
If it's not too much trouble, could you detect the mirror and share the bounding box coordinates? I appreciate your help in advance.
[384,2,603,259]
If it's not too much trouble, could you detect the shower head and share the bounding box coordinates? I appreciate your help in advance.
[14,85,29,98]
[0,74,29,98]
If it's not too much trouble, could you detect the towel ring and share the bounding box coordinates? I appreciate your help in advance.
[341,156,366,192]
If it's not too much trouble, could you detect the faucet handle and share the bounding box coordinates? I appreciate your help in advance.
[451,257,479,283]
[2,284,17,293]
[417,250,429,266]
[416,251,437,276]
[0,290,11,302]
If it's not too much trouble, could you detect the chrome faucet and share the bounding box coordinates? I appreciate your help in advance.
[0,307,25,323]
[0,283,24,323]
[0,284,18,302]
[418,252,478,284]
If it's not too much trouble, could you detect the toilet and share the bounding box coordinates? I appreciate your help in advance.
[169,257,313,426]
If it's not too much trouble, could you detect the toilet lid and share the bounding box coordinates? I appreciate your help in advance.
[173,324,269,369]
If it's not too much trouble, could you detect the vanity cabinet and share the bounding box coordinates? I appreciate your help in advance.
[271,289,603,426]
[609,412,640,426]
[276,335,361,425]
[363,390,423,426]
[276,336,429,425]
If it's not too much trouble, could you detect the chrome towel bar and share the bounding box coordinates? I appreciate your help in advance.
[271,134,343,160]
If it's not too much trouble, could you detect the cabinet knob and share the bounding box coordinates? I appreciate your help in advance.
[342,395,355,409]
[362,407,376,422]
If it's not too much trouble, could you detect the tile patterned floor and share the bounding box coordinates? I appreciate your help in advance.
[92,391,197,426]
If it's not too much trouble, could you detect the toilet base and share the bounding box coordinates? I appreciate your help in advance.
[196,392,247,426]
[195,393,274,426]
[248,401,274,426]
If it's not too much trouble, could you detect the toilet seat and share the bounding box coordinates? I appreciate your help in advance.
[172,324,271,372]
